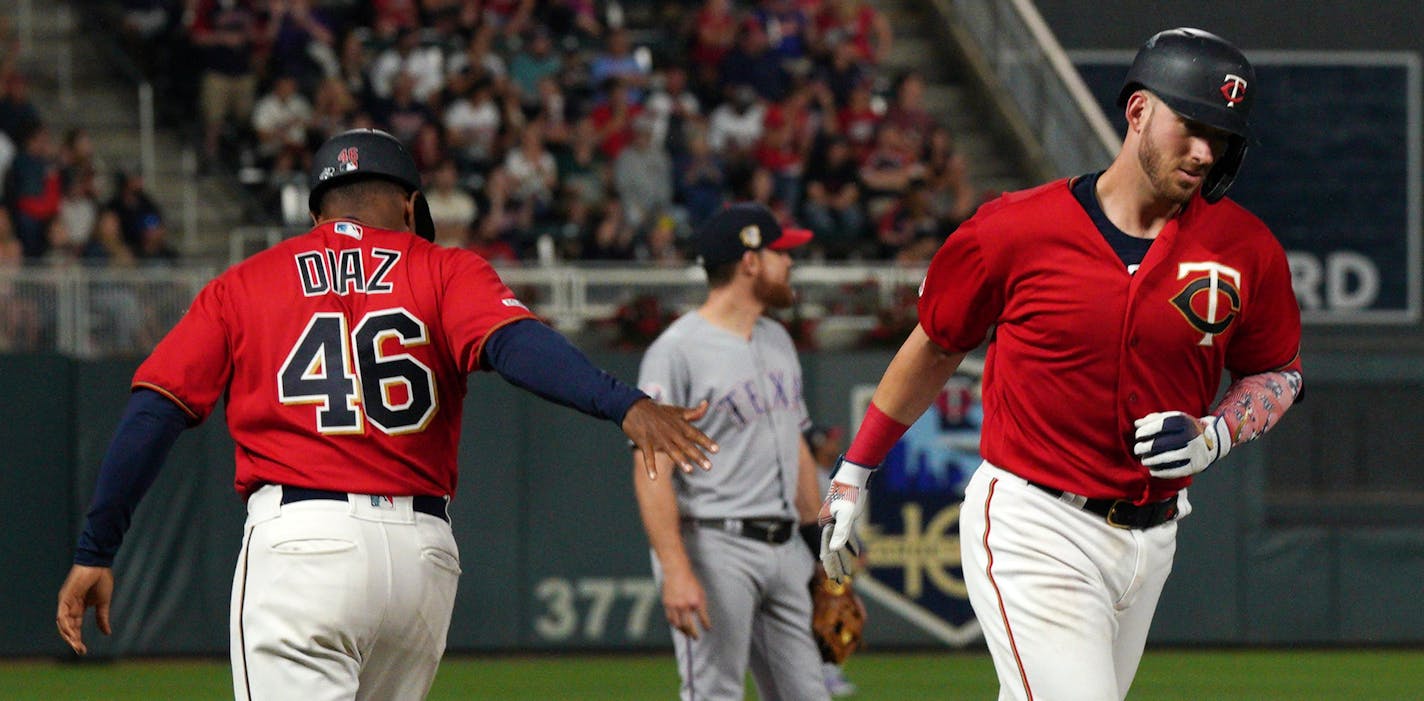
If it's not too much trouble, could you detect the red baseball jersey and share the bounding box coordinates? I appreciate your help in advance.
[919,180,1301,503]
[134,221,537,498]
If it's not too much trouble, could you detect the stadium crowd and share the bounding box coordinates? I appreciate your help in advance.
[0,14,179,268]
[100,0,986,265]
[0,0,989,352]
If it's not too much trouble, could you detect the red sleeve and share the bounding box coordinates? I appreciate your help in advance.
[17,172,61,219]
[1225,238,1302,375]
[132,277,234,422]
[916,216,1005,353]
[187,0,214,34]
[440,250,539,375]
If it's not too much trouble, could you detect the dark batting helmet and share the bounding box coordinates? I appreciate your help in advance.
[308,128,436,240]
[1118,28,1255,203]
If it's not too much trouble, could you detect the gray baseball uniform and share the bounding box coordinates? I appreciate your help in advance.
[639,311,828,701]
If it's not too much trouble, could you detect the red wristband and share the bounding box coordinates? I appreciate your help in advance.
[845,403,912,466]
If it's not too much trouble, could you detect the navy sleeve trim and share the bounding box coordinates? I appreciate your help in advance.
[74,388,191,567]
[484,319,648,424]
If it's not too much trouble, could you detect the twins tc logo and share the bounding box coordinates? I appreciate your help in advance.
[1171,262,1242,347]
[1220,74,1248,107]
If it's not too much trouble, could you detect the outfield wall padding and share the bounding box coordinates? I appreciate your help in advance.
[5,351,1423,658]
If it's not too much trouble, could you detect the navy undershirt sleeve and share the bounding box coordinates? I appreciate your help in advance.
[484,319,648,424]
[74,388,193,567]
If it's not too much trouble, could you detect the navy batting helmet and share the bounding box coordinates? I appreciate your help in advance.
[1118,28,1255,203]
[308,128,436,240]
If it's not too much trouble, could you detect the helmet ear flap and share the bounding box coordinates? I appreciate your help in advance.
[412,192,436,241]
[1202,137,1247,203]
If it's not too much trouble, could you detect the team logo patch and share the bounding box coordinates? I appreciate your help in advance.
[334,222,363,239]
[739,225,762,248]
[1220,73,1248,107]
[1171,262,1243,346]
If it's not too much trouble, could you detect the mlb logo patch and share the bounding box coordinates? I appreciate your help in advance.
[502,298,529,311]
[370,495,396,510]
[334,221,363,239]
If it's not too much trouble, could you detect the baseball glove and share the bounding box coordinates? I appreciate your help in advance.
[810,567,865,664]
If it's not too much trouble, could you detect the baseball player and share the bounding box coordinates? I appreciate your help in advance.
[820,29,1304,700]
[633,203,830,701]
[55,128,718,701]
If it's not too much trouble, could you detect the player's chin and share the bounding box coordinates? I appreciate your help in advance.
[1164,177,1199,203]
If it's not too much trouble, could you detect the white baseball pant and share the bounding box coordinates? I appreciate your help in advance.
[960,462,1190,701]
[231,485,461,701]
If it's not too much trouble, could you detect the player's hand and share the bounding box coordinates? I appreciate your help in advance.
[818,456,874,581]
[1133,411,1232,479]
[660,565,711,640]
[622,399,719,481]
[56,564,115,656]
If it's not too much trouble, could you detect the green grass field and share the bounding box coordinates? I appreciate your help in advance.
[2,649,1421,700]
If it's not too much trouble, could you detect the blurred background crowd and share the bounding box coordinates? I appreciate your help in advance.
[0,0,992,271]
[0,14,177,270]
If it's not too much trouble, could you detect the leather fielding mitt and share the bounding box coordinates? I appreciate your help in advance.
[810,567,865,664]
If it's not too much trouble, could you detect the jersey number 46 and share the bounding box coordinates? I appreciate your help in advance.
[278,309,437,435]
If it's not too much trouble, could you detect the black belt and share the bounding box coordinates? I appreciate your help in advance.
[684,517,797,544]
[280,486,450,523]
[1028,482,1178,530]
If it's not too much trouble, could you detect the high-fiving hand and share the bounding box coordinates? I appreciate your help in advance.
[622,399,719,481]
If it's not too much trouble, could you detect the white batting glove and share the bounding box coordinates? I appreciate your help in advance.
[1133,411,1232,479]
[818,457,874,581]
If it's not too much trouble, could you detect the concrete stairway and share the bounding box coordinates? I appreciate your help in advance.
[620,0,1037,199]
[877,0,1035,197]
[10,2,248,265]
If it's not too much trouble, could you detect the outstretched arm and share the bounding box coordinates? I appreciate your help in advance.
[848,323,967,465]
[820,324,965,580]
[484,319,717,478]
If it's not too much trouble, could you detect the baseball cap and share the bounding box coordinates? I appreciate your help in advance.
[694,203,813,268]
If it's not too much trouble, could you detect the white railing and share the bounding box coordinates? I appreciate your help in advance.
[0,265,216,358]
[0,261,929,357]
[941,0,1119,177]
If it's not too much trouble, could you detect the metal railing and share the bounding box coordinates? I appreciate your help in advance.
[0,260,929,357]
[942,0,1119,177]
[0,265,216,358]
